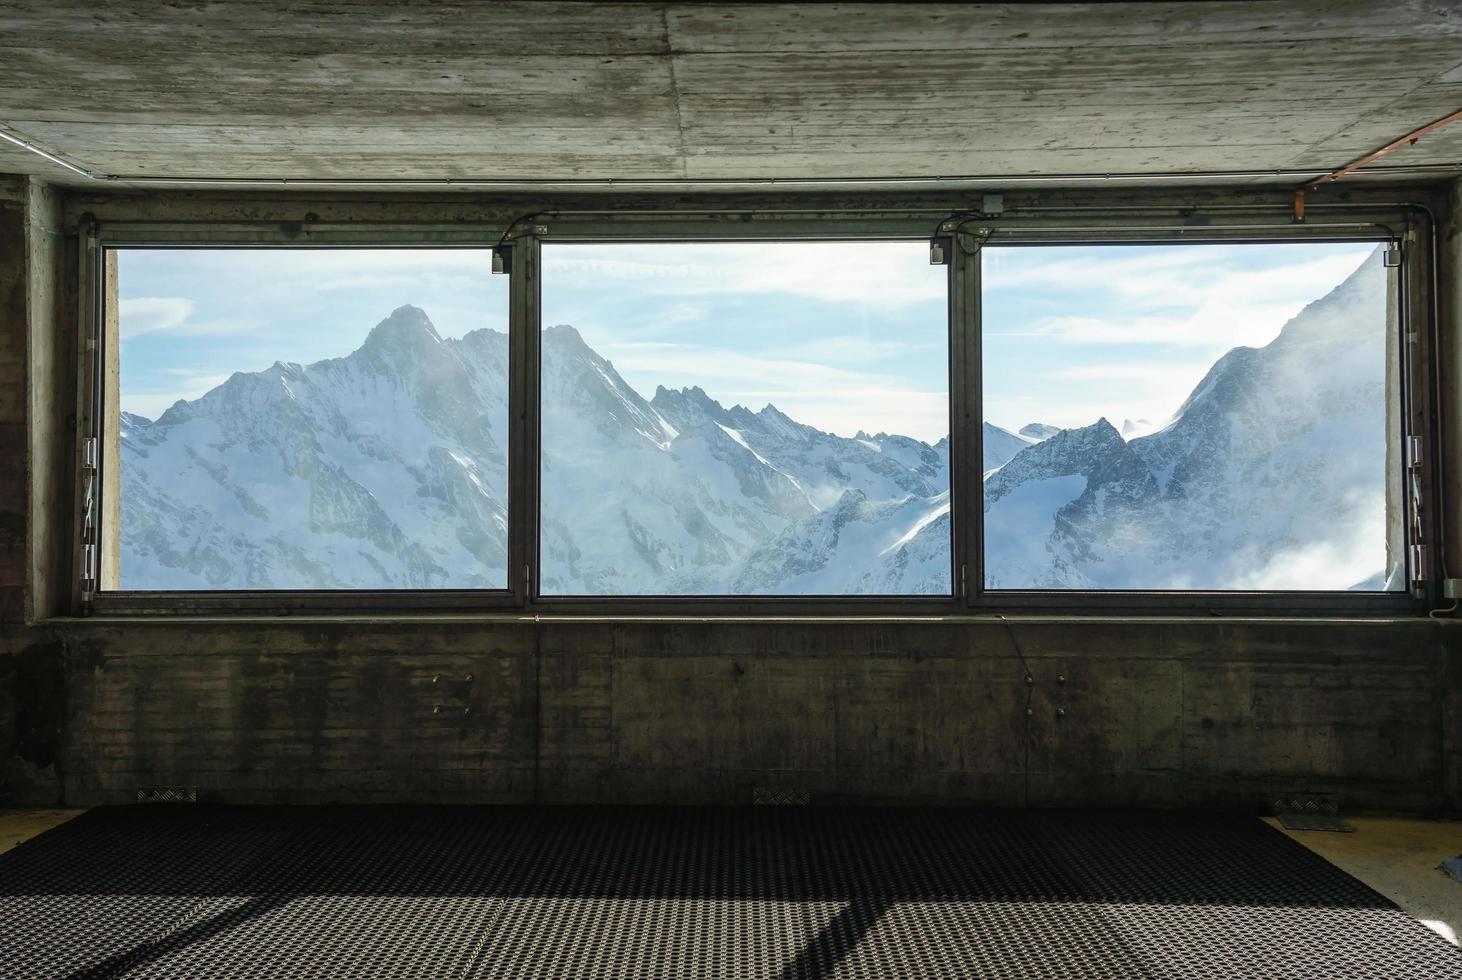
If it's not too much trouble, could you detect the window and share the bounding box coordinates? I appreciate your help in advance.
[537,241,952,596]
[980,241,1404,592]
[81,211,1427,614]
[104,248,510,591]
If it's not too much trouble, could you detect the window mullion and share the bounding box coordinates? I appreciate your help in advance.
[513,233,543,607]
[951,233,983,606]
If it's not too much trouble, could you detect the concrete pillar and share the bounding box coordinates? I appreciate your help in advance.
[1441,179,1462,585]
[1440,179,1462,816]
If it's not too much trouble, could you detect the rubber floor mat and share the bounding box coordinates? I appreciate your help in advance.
[0,806,1457,979]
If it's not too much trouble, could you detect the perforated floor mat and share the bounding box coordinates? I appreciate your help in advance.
[1,806,1457,979]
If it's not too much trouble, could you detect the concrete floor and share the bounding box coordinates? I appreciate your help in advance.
[1265,816,1462,946]
[0,808,84,855]
[1,809,1457,947]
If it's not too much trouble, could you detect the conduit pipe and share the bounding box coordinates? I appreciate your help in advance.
[1294,109,1462,221]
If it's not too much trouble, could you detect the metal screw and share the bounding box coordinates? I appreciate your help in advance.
[432,705,441,714]
[1056,707,1066,718]
[1057,674,1066,684]
[1026,708,1034,716]
[465,673,473,683]
[432,674,440,684]
[463,706,472,716]
[1024,675,1034,685]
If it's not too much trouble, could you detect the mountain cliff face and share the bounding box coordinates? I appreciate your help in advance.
[982,249,1394,590]
[119,250,1394,594]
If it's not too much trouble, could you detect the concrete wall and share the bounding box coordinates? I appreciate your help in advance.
[2,178,1459,812]
[0,175,67,803]
[48,618,1457,811]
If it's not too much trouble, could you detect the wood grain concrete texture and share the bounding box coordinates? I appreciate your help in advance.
[39,618,1459,809]
[0,2,1459,185]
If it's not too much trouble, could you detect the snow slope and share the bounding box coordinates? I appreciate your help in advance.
[119,250,1396,594]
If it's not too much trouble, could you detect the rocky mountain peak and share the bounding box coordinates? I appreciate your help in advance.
[363,304,442,352]
[1019,422,1063,441]
[651,385,730,433]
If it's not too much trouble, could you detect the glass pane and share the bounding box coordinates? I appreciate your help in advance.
[981,241,1402,591]
[111,248,508,590]
[539,241,951,596]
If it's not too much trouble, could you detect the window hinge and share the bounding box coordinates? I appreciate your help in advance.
[960,562,968,598]
[83,436,98,470]
[1410,544,1429,582]
[1407,435,1423,469]
[82,544,96,583]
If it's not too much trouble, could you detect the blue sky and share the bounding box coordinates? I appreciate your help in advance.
[116,240,1377,442]
[982,241,1378,434]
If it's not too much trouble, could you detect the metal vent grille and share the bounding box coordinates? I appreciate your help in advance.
[0,806,1457,979]
[1274,794,1356,833]
[752,787,811,805]
[136,786,198,805]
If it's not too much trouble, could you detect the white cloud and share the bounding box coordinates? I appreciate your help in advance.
[1044,363,1206,383]
[783,336,921,363]
[1224,506,1389,591]
[981,244,1379,430]
[544,242,945,308]
[1031,299,1317,350]
[594,339,948,441]
[120,371,231,420]
[117,296,262,341]
[981,361,1213,433]
[118,297,196,338]
[988,247,1375,350]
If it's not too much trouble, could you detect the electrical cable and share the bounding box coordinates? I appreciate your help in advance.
[493,211,546,256]
[1429,601,1458,620]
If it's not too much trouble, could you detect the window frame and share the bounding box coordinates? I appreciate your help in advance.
[81,226,527,614]
[965,224,1423,614]
[75,205,1435,617]
[528,226,964,609]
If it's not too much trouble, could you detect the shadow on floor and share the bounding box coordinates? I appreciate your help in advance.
[1,806,1459,978]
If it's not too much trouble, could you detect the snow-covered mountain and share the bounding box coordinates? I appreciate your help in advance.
[119,249,1394,594]
[983,248,1395,590]
[120,307,511,589]
[1018,422,1063,442]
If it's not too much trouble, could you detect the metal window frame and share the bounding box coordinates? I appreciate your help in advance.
[962,214,1428,615]
[75,202,1435,617]
[525,223,964,614]
[84,227,525,614]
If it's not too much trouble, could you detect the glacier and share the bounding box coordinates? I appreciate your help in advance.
[118,249,1395,594]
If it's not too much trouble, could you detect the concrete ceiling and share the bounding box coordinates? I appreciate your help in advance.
[1,1,1460,190]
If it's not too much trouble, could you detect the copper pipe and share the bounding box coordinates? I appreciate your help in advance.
[1304,108,1462,188]
[1294,108,1461,220]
